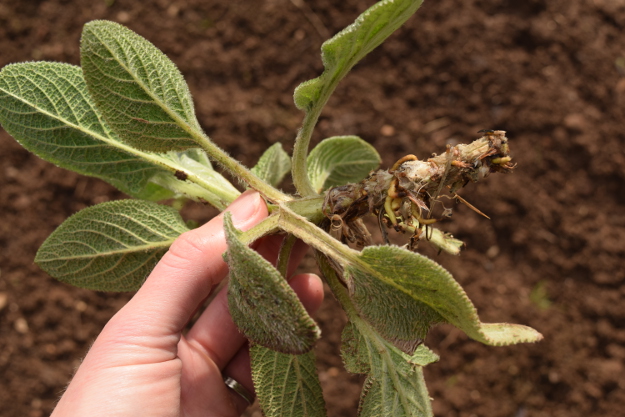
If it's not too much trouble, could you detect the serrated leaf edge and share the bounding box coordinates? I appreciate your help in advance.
[353,245,543,346]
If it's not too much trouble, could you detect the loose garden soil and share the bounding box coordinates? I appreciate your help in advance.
[1,0,624,416]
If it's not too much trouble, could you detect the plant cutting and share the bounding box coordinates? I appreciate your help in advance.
[0,0,542,416]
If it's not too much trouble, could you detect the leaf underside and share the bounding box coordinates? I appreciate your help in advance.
[307,136,381,193]
[224,213,320,354]
[251,345,326,417]
[35,199,190,291]
[342,321,438,417]
[0,62,171,200]
[0,62,239,208]
[81,20,202,152]
[251,142,292,188]
[0,5,544,417]
[155,149,241,208]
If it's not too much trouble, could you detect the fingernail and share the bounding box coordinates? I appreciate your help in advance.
[227,191,264,228]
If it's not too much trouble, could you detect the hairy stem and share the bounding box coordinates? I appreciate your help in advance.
[278,203,359,265]
[291,77,348,197]
[316,251,353,311]
[238,215,280,245]
[291,108,322,197]
[237,197,327,249]
[277,234,298,278]
[192,131,291,203]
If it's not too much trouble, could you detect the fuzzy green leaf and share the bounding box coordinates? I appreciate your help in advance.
[290,0,423,196]
[293,0,423,112]
[0,62,172,200]
[346,246,543,347]
[81,20,202,152]
[341,321,436,417]
[307,136,380,193]
[35,200,190,291]
[251,345,326,417]
[224,213,321,354]
[251,142,292,188]
[0,62,239,207]
[277,205,542,348]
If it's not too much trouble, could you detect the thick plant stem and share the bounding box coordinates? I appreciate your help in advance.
[278,204,359,265]
[238,215,280,245]
[237,197,327,249]
[192,131,291,203]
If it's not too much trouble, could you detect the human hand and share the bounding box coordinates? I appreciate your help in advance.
[51,191,324,417]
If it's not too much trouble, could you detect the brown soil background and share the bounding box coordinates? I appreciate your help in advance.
[1,0,625,416]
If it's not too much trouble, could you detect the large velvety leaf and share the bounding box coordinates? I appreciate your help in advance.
[342,321,437,417]
[293,0,423,112]
[80,20,288,203]
[277,204,542,348]
[316,252,435,416]
[346,246,543,347]
[0,62,171,200]
[251,345,326,417]
[251,142,292,188]
[307,136,380,193]
[35,200,190,291]
[81,20,202,152]
[224,213,321,354]
[0,62,240,207]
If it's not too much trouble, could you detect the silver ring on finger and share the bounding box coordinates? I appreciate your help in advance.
[223,375,254,405]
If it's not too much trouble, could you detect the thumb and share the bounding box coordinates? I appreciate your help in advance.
[111,191,268,336]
